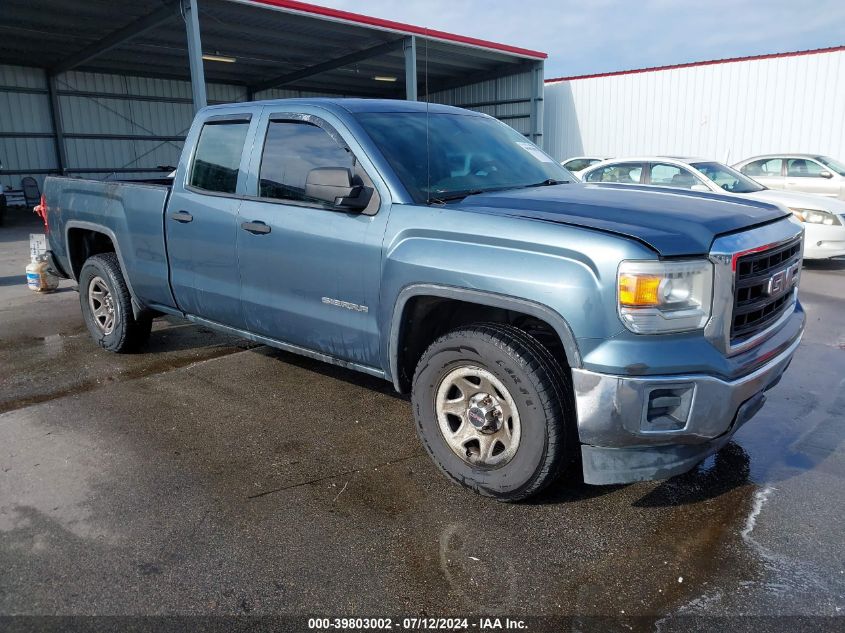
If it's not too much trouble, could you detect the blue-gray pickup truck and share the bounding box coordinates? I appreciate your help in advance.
[40,99,805,500]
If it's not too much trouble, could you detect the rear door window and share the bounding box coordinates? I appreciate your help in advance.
[189,121,251,194]
[742,158,783,177]
[584,162,643,184]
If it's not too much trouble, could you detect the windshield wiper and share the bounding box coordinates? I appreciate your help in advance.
[521,178,569,188]
[426,189,486,204]
[427,180,568,204]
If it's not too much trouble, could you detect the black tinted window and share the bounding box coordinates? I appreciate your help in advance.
[259,120,353,204]
[189,121,249,193]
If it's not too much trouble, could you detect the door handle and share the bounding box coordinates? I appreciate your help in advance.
[241,221,271,235]
[170,210,193,223]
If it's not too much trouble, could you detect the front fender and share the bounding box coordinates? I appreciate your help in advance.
[378,205,652,384]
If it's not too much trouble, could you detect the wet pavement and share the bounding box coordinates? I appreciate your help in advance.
[1,218,843,627]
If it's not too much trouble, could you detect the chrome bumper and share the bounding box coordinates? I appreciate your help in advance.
[573,330,802,485]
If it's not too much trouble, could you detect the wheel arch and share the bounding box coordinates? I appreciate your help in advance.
[66,221,147,319]
[388,284,582,393]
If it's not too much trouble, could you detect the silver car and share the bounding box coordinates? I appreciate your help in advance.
[734,154,845,200]
[581,156,845,260]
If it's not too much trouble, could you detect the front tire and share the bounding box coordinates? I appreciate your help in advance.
[79,253,152,353]
[412,323,574,501]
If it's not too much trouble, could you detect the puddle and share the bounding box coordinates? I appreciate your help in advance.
[0,322,257,414]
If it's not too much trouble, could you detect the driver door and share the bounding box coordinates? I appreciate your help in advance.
[785,158,840,197]
[236,107,389,369]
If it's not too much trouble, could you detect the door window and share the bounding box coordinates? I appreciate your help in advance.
[584,163,643,184]
[258,120,355,205]
[649,163,701,189]
[189,121,250,194]
[787,158,826,178]
[742,158,782,177]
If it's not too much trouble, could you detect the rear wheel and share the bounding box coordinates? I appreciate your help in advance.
[79,253,152,353]
[412,323,574,501]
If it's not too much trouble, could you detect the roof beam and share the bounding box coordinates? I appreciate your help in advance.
[50,2,179,75]
[249,38,404,94]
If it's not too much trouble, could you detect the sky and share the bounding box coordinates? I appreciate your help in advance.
[311,0,845,78]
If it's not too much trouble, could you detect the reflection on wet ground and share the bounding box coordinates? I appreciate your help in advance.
[1,222,843,623]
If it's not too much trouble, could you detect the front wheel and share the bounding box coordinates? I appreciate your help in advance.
[412,323,574,501]
[79,253,152,353]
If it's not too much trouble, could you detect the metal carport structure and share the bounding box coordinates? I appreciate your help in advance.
[0,0,546,188]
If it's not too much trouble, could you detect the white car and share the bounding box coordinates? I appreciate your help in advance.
[561,156,608,179]
[581,156,845,260]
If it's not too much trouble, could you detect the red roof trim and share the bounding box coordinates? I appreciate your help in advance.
[545,45,845,83]
[243,0,547,59]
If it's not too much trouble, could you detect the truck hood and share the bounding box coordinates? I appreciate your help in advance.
[458,183,789,256]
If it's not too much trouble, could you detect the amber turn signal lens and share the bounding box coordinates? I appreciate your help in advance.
[619,274,661,307]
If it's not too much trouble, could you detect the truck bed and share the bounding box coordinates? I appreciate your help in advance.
[43,176,176,310]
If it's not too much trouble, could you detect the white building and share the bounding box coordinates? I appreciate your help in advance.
[543,46,845,165]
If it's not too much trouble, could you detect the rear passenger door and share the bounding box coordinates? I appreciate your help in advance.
[166,111,259,328]
[235,107,390,369]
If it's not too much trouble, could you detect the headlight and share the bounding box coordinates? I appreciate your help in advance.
[618,260,713,334]
[788,207,842,226]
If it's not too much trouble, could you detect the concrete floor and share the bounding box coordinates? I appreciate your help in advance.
[1,216,843,626]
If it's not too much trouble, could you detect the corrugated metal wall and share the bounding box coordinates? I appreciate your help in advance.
[0,64,344,190]
[428,68,537,139]
[1,62,541,192]
[543,49,845,164]
[0,65,54,189]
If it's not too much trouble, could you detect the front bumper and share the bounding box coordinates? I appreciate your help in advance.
[573,328,802,485]
[803,221,845,260]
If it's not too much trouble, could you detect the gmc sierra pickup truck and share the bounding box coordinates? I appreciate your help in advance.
[39,99,805,501]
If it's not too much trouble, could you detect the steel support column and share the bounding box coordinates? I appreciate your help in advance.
[529,60,544,147]
[404,36,418,101]
[182,0,207,112]
[46,75,67,175]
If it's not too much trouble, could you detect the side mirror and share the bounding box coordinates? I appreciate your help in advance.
[305,167,371,210]
[691,184,710,193]
[819,170,833,179]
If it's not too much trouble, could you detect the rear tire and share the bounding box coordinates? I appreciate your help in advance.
[79,253,152,353]
[412,323,575,501]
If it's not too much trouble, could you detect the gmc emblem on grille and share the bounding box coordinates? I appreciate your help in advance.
[767,270,787,296]
[766,262,800,297]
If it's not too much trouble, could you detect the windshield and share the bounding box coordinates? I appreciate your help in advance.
[355,112,570,203]
[816,156,845,176]
[691,161,765,193]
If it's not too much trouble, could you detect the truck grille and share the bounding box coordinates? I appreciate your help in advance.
[731,238,801,344]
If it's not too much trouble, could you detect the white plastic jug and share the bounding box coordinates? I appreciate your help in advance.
[26,256,59,292]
